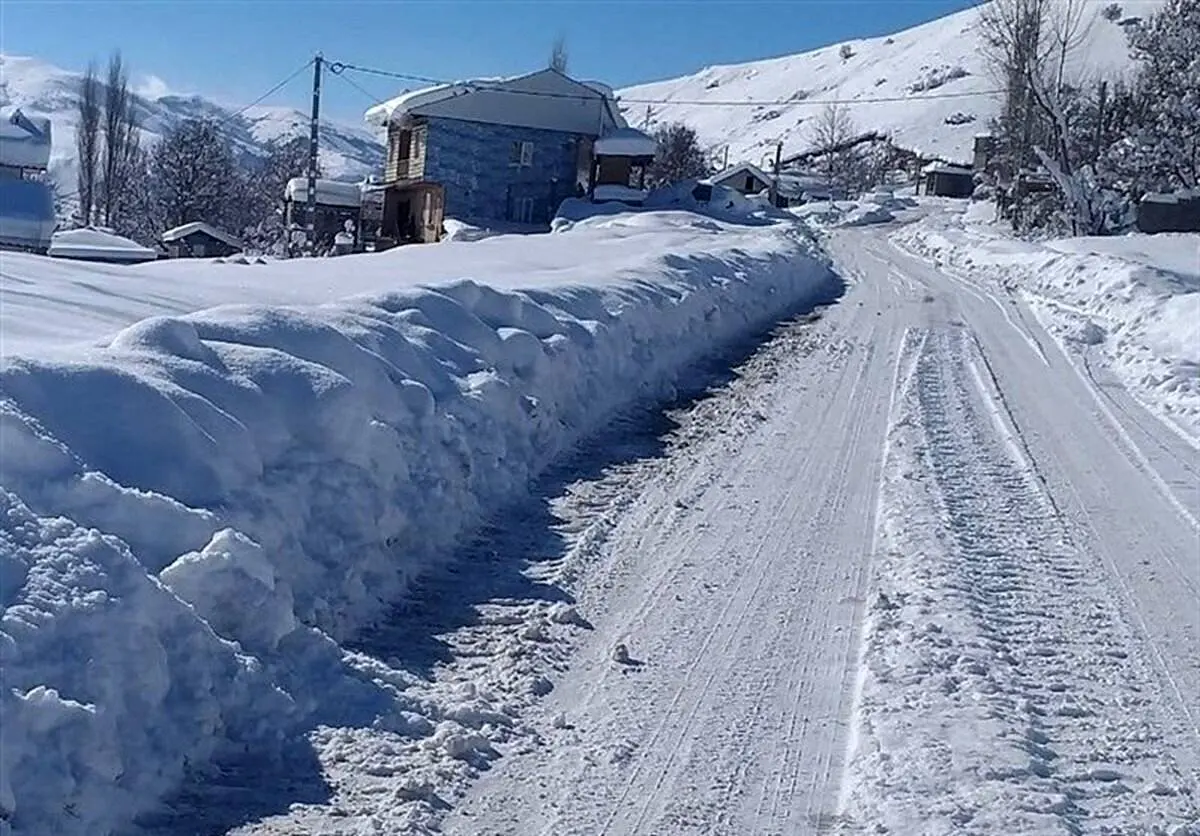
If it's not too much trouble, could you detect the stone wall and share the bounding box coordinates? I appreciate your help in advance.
[424,117,587,225]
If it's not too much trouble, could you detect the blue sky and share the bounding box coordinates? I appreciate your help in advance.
[2,0,982,125]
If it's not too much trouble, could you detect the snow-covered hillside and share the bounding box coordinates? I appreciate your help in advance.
[0,54,383,190]
[618,0,1163,166]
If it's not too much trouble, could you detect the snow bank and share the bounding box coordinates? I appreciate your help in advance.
[894,210,1200,441]
[0,210,835,834]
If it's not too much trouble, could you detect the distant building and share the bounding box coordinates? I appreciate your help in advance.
[0,108,56,253]
[919,161,975,198]
[364,68,632,238]
[159,221,243,258]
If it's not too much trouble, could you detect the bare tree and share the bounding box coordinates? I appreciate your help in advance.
[75,61,101,226]
[100,51,140,227]
[809,101,857,196]
[979,0,1097,231]
[549,36,569,74]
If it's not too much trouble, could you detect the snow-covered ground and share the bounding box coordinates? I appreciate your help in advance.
[0,209,837,835]
[618,0,1162,166]
[892,205,1200,443]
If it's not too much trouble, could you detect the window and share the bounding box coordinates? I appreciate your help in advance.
[744,175,757,192]
[510,140,534,168]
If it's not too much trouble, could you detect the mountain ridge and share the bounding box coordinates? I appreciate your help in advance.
[616,0,1163,169]
[0,54,384,193]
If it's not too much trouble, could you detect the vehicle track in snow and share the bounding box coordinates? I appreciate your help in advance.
[835,234,1200,835]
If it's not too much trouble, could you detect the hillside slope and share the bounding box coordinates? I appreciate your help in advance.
[0,54,383,191]
[618,0,1162,167]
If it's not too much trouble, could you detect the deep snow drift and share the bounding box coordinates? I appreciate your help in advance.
[618,0,1161,166]
[892,205,1200,442]
[0,208,834,834]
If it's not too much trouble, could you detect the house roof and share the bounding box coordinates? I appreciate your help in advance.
[284,177,363,208]
[161,221,244,249]
[921,161,973,175]
[48,228,157,263]
[365,68,626,137]
[709,162,773,190]
[593,127,658,158]
[0,107,52,169]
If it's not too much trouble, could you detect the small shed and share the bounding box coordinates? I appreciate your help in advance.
[1137,191,1200,234]
[920,162,975,198]
[284,177,364,250]
[160,222,243,259]
[590,127,658,205]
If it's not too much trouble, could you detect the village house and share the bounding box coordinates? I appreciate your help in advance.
[159,221,243,259]
[364,68,653,241]
[919,161,975,198]
[709,163,840,207]
[0,108,56,254]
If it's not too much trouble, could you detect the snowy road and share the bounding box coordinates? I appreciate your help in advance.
[433,227,1199,835]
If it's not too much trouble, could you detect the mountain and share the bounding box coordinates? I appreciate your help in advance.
[0,54,384,193]
[617,0,1164,168]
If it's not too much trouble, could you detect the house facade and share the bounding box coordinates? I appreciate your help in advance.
[0,108,56,253]
[365,69,627,237]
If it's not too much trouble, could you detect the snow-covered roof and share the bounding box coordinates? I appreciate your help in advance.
[921,161,973,175]
[365,68,625,137]
[161,221,244,250]
[48,228,157,263]
[0,107,52,169]
[284,177,362,208]
[709,162,773,190]
[594,127,658,158]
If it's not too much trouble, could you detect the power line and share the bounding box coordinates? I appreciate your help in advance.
[329,58,1005,108]
[330,67,390,107]
[225,58,316,122]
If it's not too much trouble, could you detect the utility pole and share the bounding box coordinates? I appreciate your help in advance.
[643,104,652,130]
[770,141,783,207]
[306,53,323,251]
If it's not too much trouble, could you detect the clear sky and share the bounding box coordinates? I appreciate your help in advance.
[1,0,982,125]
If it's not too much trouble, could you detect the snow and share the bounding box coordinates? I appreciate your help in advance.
[591,183,648,203]
[160,221,244,250]
[284,177,361,208]
[0,107,51,169]
[893,205,1200,441]
[618,0,1164,165]
[364,82,477,127]
[0,207,835,835]
[431,220,1197,836]
[592,127,658,158]
[363,69,623,137]
[46,227,158,263]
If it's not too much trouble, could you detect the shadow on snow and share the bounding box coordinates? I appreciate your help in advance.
[143,270,845,835]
